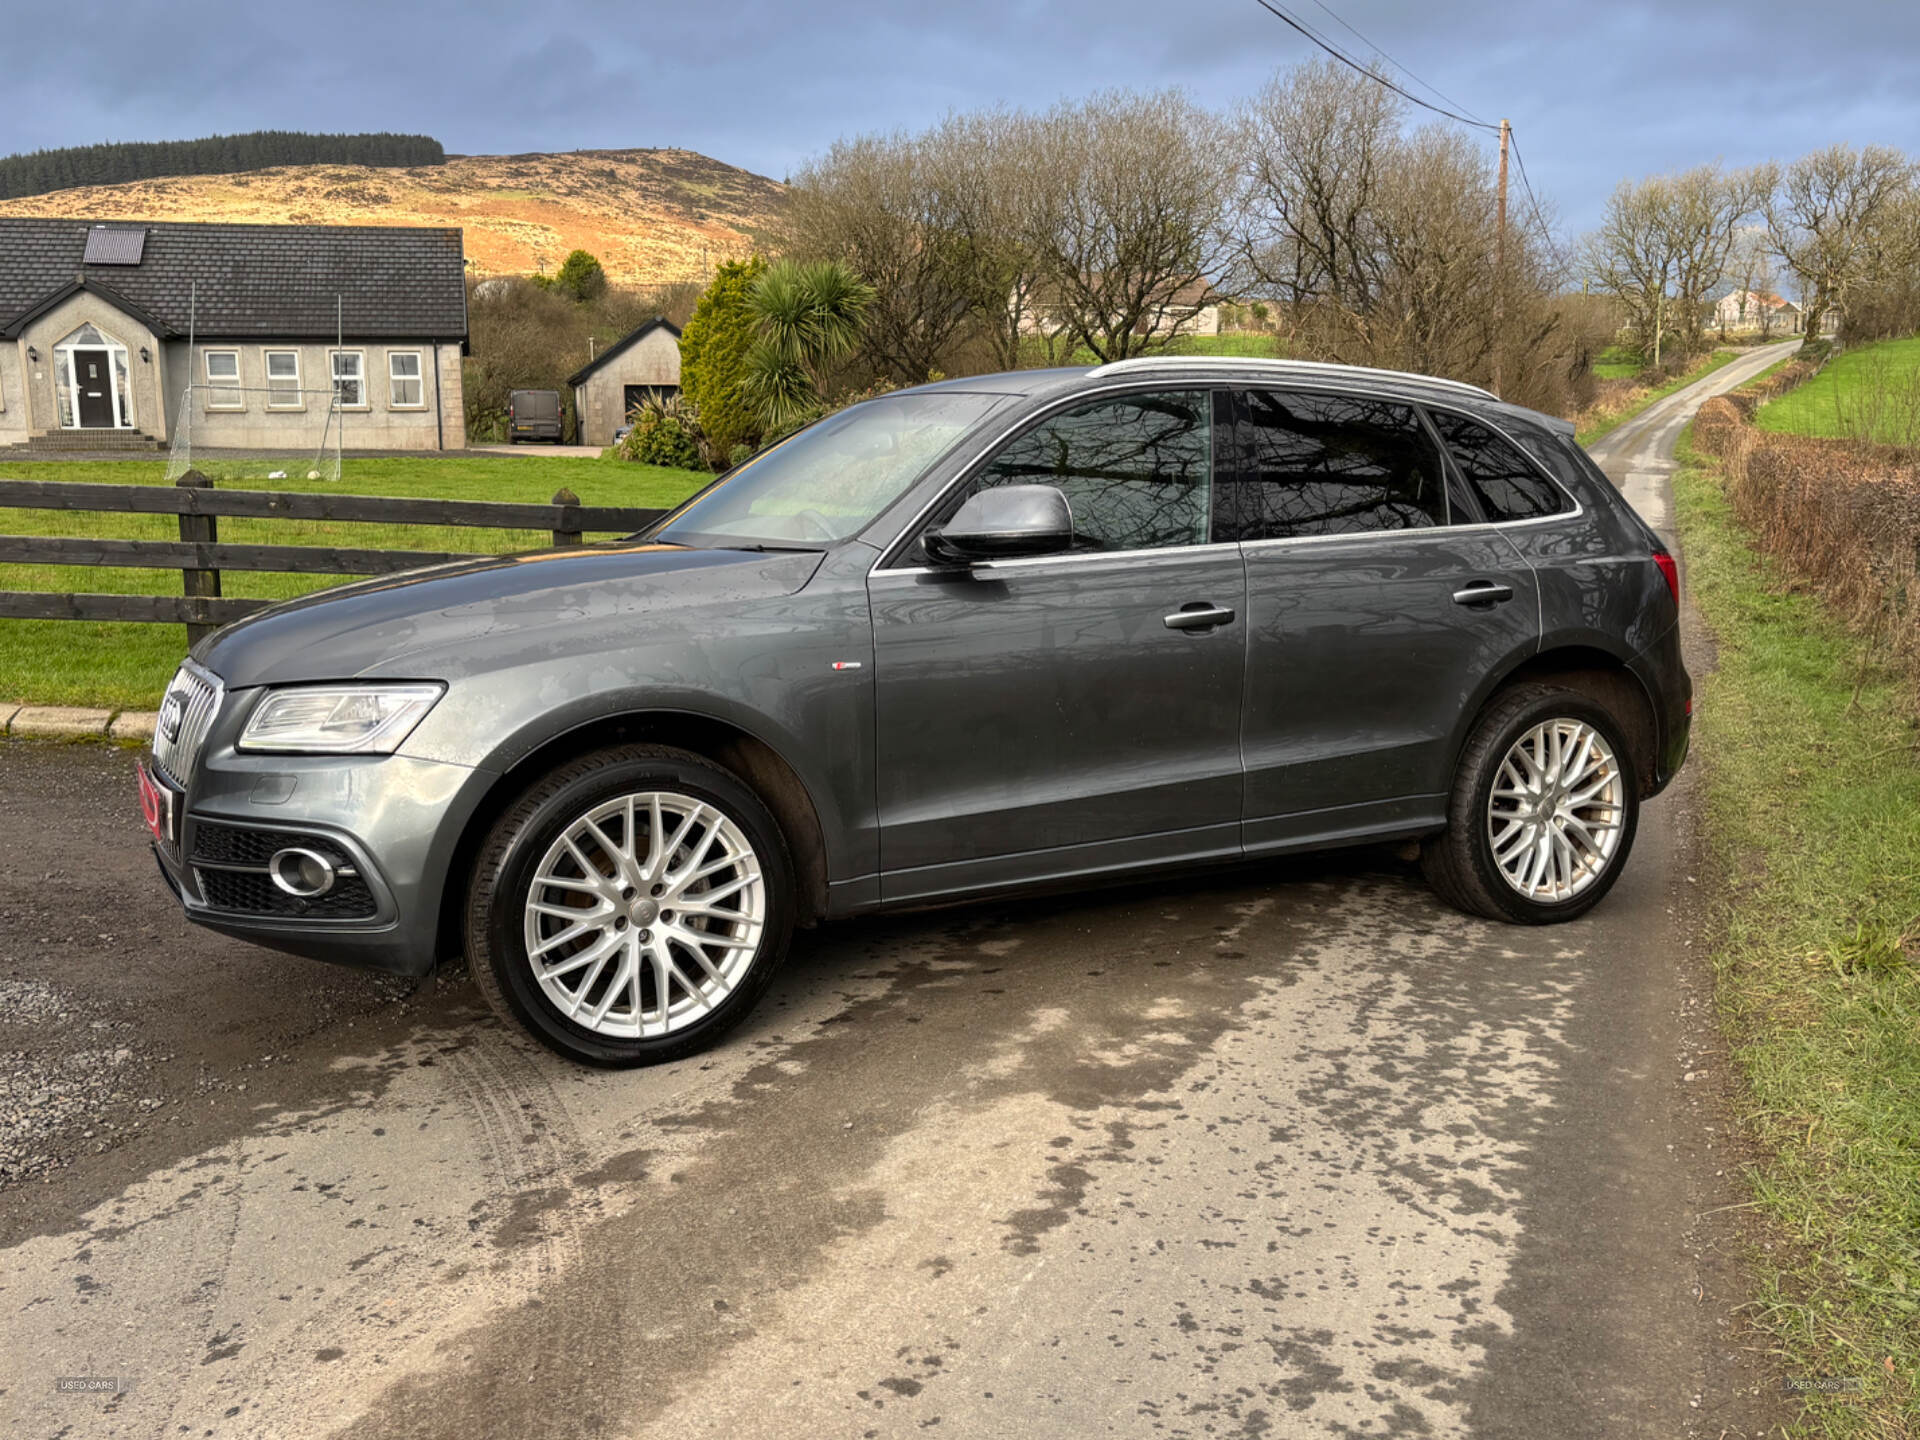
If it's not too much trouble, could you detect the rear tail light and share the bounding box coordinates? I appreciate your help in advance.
[1652,547,1679,604]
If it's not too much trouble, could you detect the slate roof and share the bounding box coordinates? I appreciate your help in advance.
[567,316,682,387]
[0,219,468,343]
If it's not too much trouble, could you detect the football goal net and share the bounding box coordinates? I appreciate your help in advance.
[164,383,346,486]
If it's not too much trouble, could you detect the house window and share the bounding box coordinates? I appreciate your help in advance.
[330,350,366,409]
[204,350,243,410]
[265,350,303,409]
[387,350,425,409]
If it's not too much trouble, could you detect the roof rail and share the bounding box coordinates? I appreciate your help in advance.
[1085,355,1497,401]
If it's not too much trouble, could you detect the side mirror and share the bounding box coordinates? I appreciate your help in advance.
[925,485,1073,564]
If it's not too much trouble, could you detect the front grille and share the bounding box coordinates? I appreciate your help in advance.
[189,821,378,921]
[152,661,224,786]
[197,867,378,919]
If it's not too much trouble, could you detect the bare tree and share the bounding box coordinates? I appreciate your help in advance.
[1586,165,1764,366]
[1586,176,1678,366]
[1847,181,1920,342]
[1020,90,1236,362]
[1661,165,1770,355]
[785,134,976,383]
[1765,143,1914,342]
[919,109,1051,372]
[1721,225,1769,336]
[1223,60,1582,411]
[1230,59,1399,316]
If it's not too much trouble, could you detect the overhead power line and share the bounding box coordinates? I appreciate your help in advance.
[1248,0,1558,249]
[1249,0,1560,399]
[1505,132,1558,250]
[1298,0,1490,127]
[1248,0,1502,134]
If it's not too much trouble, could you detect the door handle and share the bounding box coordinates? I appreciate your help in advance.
[1164,603,1236,632]
[1452,582,1515,607]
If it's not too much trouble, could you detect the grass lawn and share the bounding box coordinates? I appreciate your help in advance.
[1578,349,1740,448]
[1019,331,1285,367]
[0,453,710,709]
[1675,435,1920,1435]
[1170,333,1286,358]
[1756,335,1920,442]
[1592,344,1645,380]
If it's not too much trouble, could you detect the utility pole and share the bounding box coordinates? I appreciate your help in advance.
[1492,117,1510,398]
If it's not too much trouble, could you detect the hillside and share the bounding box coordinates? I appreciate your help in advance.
[0,148,785,284]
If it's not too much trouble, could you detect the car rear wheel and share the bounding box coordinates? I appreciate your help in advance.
[1421,684,1640,924]
[466,745,794,1066]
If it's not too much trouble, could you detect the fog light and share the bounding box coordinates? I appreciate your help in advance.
[269,847,337,898]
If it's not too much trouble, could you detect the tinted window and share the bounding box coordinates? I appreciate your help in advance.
[945,390,1212,554]
[1430,410,1569,522]
[1219,390,1447,541]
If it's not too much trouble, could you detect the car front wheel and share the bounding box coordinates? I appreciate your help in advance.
[466,745,794,1066]
[1421,684,1640,924]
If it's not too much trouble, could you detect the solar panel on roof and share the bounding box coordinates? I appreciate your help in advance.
[82,226,147,266]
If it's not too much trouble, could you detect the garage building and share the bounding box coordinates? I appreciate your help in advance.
[568,317,681,448]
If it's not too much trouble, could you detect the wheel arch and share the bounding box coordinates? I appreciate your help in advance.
[434,708,833,966]
[1465,643,1661,796]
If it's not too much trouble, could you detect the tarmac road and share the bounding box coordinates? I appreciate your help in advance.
[0,344,1800,1439]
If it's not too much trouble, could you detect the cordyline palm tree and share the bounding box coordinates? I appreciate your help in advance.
[744,259,876,430]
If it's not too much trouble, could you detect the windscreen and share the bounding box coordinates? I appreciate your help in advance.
[652,392,1008,548]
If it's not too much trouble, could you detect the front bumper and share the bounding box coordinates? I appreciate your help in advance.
[147,742,493,978]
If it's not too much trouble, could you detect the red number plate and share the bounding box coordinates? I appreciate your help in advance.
[136,761,176,846]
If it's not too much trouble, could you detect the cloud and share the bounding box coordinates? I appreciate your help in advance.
[7,0,1918,233]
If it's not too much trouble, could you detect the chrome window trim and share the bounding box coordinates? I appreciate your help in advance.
[1234,501,1585,554]
[867,376,1585,579]
[875,538,1245,582]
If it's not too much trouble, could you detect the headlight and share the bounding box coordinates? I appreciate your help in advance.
[237,684,444,754]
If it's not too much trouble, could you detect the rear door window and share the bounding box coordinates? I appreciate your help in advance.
[1216,390,1448,541]
[1428,409,1571,522]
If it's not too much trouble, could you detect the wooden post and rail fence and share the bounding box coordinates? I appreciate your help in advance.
[0,469,667,644]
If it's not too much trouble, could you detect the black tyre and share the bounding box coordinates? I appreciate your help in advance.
[1420,684,1641,924]
[466,744,794,1066]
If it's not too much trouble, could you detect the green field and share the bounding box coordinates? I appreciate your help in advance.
[1170,332,1285,358]
[1675,435,1920,1435]
[0,453,710,709]
[1020,331,1285,367]
[1756,335,1920,443]
[1592,344,1644,380]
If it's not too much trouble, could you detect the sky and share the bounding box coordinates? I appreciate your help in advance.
[5,0,1918,235]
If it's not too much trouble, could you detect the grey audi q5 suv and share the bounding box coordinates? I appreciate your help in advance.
[140,357,1691,1066]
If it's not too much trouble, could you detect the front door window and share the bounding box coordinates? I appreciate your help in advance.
[935,389,1215,553]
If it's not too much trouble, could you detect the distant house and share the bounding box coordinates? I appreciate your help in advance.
[0,218,469,451]
[1150,278,1224,337]
[567,317,681,448]
[1711,289,1802,335]
[1019,276,1224,341]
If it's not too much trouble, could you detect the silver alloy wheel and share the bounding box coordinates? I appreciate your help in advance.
[523,791,765,1038]
[1486,718,1627,903]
